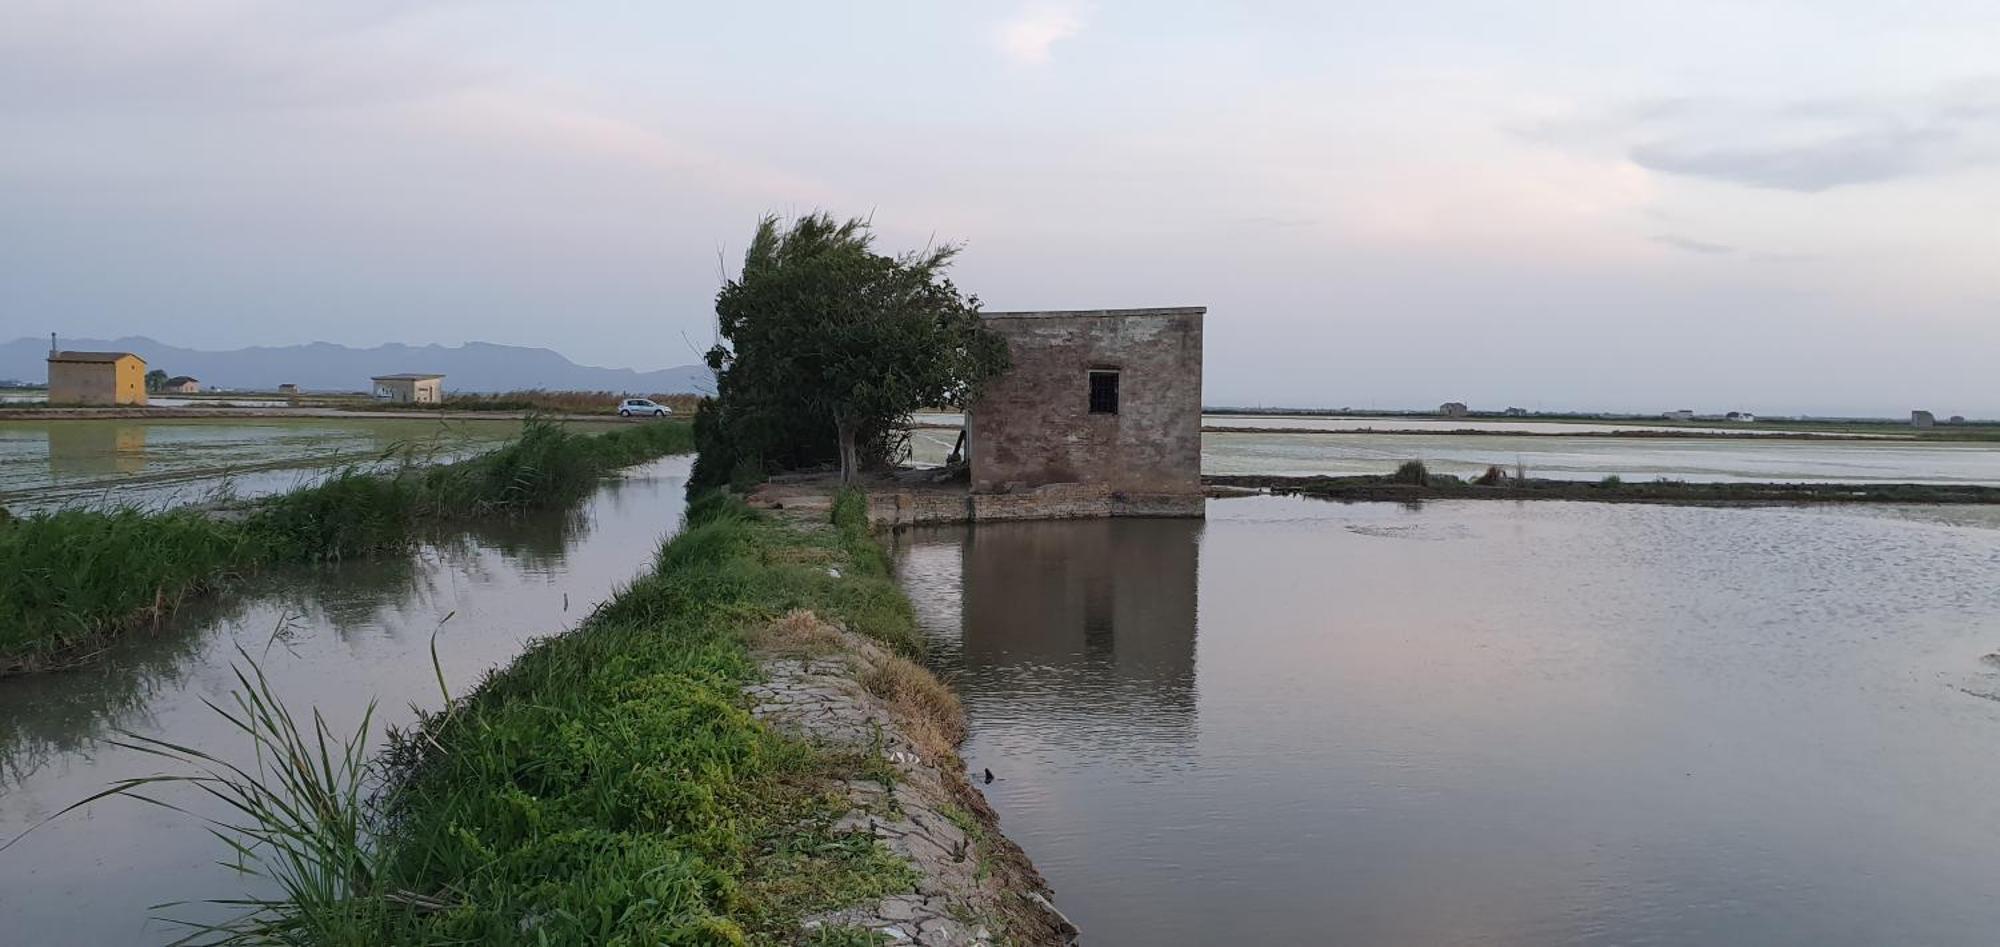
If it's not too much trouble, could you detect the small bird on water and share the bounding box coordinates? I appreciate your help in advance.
[982,768,994,784]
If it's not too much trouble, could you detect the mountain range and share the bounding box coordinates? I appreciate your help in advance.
[3,336,712,395]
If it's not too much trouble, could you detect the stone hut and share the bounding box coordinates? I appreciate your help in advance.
[965,307,1203,519]
[371,373,445,404]
[48,350,147,406]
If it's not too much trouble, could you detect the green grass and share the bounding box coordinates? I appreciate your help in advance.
[0,418,694,672]
[72,492,927,944]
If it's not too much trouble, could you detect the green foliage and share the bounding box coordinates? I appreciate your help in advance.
[694,213,1009,487]
[145,369,169,392]
[1600,475,1624,487]
[1388,459,1431,485]
[0,419,694,671]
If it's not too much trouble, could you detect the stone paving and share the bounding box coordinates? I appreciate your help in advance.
[747,625,1076,946]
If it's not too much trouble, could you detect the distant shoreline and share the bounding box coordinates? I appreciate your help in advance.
[1207,473,2000,505]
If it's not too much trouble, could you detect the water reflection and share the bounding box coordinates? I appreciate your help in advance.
[46,423,148,479]
[895,498,2000,946]
[0,456,691,946]
[910,519,1203,762]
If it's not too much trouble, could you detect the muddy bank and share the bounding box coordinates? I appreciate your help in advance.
[1207,473,2000,505]
[747,601,1075,945]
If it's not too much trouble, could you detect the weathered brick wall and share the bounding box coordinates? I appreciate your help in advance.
[967,307,1203,498]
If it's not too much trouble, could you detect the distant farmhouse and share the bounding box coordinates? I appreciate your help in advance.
[1439,401,1469,418]
[277,383,299,395]
[371,373,444,404]
[966,307,1204,518]
[47,347,147,406]
[163,375,201,394]
[1664,409,1695,421]
[1911,410,1936,429]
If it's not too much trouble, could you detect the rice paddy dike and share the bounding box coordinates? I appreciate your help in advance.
[0,418,694,673]
[224,491,1069,945]
[1209,468,2000,505]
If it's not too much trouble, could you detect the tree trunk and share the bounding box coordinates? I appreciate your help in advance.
[835,413,859,484]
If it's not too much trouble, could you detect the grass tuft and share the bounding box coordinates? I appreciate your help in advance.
[1388,459,1431,485]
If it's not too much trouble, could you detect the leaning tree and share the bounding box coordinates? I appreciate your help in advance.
[699,213,1008,485]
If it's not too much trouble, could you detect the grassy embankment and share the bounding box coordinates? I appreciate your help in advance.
[1210,460,2000,505]
[98,491,952,945]
[0,419,693,673]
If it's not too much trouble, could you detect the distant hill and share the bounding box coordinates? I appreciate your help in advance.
[3,336,713,395]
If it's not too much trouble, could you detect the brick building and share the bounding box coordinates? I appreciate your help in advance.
[965,307,1203,518]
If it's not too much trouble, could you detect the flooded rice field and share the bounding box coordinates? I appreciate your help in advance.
[0,417,617,513]
[906,426,2000,484]
[893,497,2000,945]
[1201,414,1820,436]
[914,411,1889,437]
[0,456,691,945]
[1200,430,2000,484]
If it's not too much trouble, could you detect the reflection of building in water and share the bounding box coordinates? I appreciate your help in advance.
[901,517,1203,749]
[46,423,149,480]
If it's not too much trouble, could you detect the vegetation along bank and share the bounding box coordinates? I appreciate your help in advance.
[1209,461,2000,505]
[0,418,693,674]
[183,491,1067,945]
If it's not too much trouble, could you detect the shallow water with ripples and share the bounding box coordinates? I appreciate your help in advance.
[893,496,2000,945]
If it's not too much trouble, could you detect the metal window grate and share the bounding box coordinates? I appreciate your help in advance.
[1088,370,1120,414]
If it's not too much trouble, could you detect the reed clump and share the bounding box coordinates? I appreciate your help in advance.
[1388,459,1432,485]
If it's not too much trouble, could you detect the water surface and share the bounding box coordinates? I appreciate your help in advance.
[894,498,2000,945]
[0,456,691,945]
[902,418,2000,484]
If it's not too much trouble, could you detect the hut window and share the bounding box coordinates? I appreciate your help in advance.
[1088,370,1120,415]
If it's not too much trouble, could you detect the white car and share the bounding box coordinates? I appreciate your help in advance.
[616,398,672,418]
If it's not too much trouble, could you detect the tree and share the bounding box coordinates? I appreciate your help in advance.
[145,369,168,392]
[696,213,1009,486]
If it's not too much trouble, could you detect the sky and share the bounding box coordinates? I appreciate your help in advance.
[3,2,1998,416]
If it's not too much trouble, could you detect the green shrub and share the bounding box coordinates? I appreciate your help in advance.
[1388,459,1431,485]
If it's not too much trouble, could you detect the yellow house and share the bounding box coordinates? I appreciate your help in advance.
[48,351,147,406]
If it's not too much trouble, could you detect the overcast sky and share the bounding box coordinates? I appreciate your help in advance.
[4,2,1998,415]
